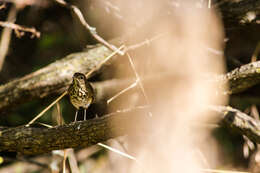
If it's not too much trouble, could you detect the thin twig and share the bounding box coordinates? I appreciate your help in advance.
[62,150,67,173]
[0,21,40,38]
[97,142,138,162]
[67,149,80,173]
[251,42,260,62]
[26,91,68,127]
[126,53,152,117]
[0,5,16,70]
[107,80,137,104]
[37,122,53,128]
[53,0,124,55]
[85,45,125,78]
[126,32,166,51]
[107,53,153,116]
[55,102,64,125]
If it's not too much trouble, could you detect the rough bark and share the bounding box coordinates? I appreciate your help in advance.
[211,106,260,144]
[218,61,260,94]
[0,107,148,155]
[0,44,114,114]
[217,0,260,25]
[1,105,260,155]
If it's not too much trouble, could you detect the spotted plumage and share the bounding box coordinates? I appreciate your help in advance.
[68,72,94,121]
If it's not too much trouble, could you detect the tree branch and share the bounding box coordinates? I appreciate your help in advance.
[219,61,260,94]
[1,104,260,155]
[216,0,260,25]
[0,44,114,114]
[211,105,260,143]
[0,106,149,155]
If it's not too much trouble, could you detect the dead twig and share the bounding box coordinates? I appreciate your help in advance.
[107,81,137,104]
[0,21,40,38]
[53,0,124,55]
[126,53,152,116]
[0,5,17,70]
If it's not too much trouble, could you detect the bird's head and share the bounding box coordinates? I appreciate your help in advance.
[72,72,86,86]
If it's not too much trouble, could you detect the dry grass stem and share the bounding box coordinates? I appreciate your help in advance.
[26,91,68,127]
[97,143,138,162]
[107,81,137,104]
[85,45,125,78]
[126,33,167,51]
[126,53,152,116]
[62,150,67,173]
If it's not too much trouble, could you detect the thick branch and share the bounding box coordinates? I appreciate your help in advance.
[1,105,260,155]
[219,61,260,94]
[217,0,260,25]
[211,105,260,143]
[0,107,148,155]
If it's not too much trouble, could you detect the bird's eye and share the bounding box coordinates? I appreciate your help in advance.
[79,76,84,80]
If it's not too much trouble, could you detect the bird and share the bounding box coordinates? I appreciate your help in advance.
[68,72,94,121]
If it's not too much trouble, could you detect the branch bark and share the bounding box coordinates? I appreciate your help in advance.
[0,107,148,155]
[219,61,260,94]
[1,105,260,155]
[216,0,260,25]
[210,105,260,144]
[0,44,114,114]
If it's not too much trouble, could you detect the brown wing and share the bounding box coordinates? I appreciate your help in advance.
[85,80,95,102]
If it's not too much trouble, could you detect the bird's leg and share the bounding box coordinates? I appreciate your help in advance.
[84,109,86,120]
[74,110,78,122]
